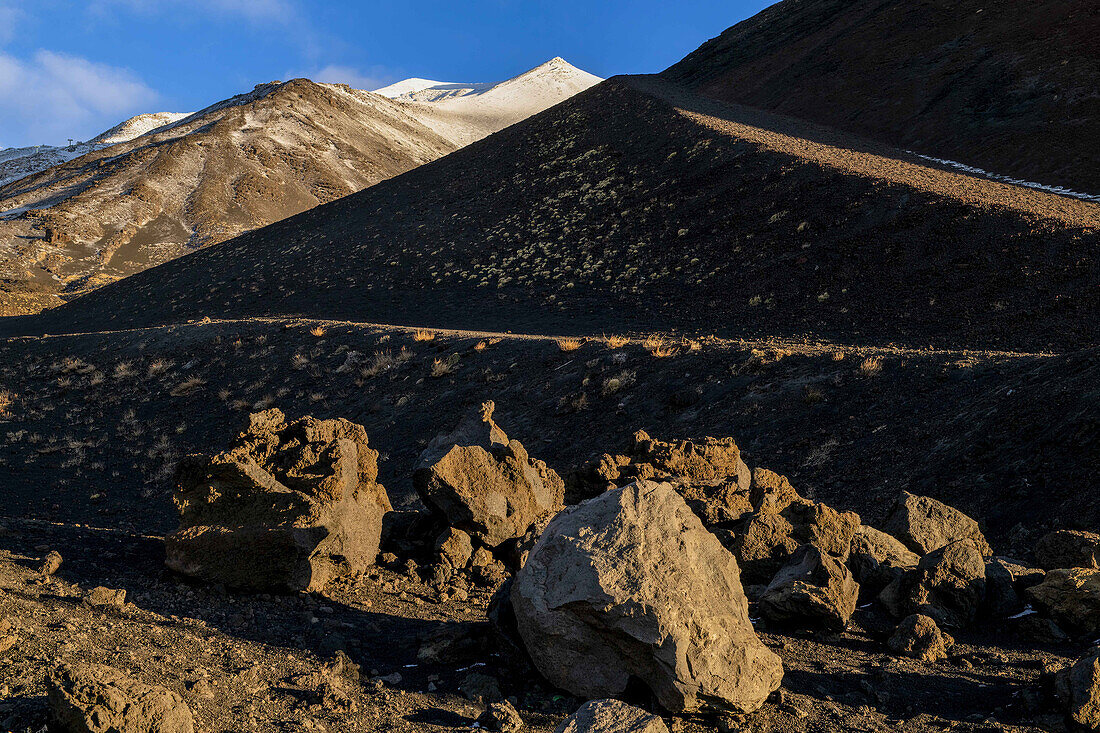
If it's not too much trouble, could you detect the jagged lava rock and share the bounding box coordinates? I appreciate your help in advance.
[165,409,391,592]
[555,699,670,733]
[512,481,783,713]
[1035,530,1100,571]
[885,491,992,557]
[48,663,194,733]
[414,401,563,547]
[759,545,859,631]
[629,430,751,486]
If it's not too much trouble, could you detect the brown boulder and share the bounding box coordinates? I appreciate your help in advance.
[879,540,987,628]
[884,492,991,557]
[165,409,391,592]
[49,663,194,733]
[1056,650,1100,731]
[759,545,859,631]
[414,402,564,547]
[848,525,920,594]
[887,614,953,662]
[1026,568,1100,637]
[1036,530,1100,571]
[512,481,783,713]
[629,430,752,487]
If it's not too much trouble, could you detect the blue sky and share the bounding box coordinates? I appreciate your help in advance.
[0,0,772,148]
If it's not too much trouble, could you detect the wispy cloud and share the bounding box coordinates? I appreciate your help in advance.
[0,51,157,145]
[90,0,296,24]
[0,4,22,45]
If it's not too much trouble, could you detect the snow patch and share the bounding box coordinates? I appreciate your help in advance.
[906,151,1100,203]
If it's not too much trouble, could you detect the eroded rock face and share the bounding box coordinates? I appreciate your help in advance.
[629,430,751,487]
[759,545,859,631]
[885,492,992,557]
[554,699,670,733]
[414,402,564,547]
[166,409,391,592]
[1035,530,1100,571]
[512,481,783,713]
[1056,650,1100,731]
[879,540,987,628]
[887,614,953,662]
[48,663,195,733]
[1027,568,1100,637]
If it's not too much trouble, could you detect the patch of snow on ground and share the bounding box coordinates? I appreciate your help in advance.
[906,151,1100,203]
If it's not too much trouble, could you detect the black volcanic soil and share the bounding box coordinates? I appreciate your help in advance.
[12,77,1096,353]
[664,0,1100,193]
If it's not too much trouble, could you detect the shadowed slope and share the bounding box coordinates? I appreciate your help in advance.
[664,0,1100,193]
[15,77,1099,352]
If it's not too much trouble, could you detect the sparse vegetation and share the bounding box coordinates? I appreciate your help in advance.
[605,335,629,348]
[431,354,460,377]
[170,377,205,396]
[0,391,13,418]
[309,326,327,338]
[413,330,436,342]
[860,355,884,376]
[556,337,583,352]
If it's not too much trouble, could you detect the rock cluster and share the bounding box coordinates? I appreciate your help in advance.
[48,663,195,733]
[166,409,391,592]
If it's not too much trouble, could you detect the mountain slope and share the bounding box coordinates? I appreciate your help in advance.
[0,59,601,315]
[663,0,1100,194]
[20,76,1098,352]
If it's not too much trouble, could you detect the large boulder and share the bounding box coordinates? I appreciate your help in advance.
[1026,568,1100,637]
[512,481,783,713]
[1036,530,1100,571]
[554,699,669,733]
[48,663,194,733]
[628,430,751,487]
[887,614,953,662]
[884,492,992,557]
[165,409,391,592]
[848,525,920,594]
[1056,650,1100,731]
[759,545,859,631]
[879,540,987,628]
[414,402,564,547]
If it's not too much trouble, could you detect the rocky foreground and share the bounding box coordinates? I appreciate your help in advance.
[2,402,1099,732]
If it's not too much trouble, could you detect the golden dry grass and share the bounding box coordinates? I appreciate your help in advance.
[556,337,583,352]
[860,355,883,376]
[413,330,436,342]
[309,326,327,337]
[0,390,13,418]
[605,335,629,348]
[431,357,455,377]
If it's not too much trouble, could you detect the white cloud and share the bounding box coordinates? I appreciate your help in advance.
[0,50,157,146]
[299,64,396,91]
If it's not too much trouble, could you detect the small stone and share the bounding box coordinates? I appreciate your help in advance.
[84,586,127,607]
[476,700,524,732]
[39,551,63,576]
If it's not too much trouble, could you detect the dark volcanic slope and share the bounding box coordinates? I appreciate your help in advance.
[664,0,1100,193]
[15,77,1100,352]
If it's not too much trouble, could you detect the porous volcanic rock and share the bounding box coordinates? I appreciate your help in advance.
[885,492,992,557]
[628,430,751,486]
[165,409,391,592]
[1027,568,1100,637]
[1035,530,1100,571]
[48,663,195,733]
[1056,650,1100,731]
[414,401,564,547]
[512,481,783,713]
[887,614,953,662]
[880,540,988,628]
[848,525,921,594]
[759,545,859,631]
[554,699,670,733]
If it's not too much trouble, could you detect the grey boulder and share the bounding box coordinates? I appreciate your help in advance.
[554,699,669,733]
[884,492,991,557]
[512,481,783,713]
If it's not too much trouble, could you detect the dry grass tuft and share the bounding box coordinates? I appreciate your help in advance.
[147,359,173,377]
[170,377,205,397]
[860,356,884,376]
[309,326,327,338]
[0,390,13,418]
[474,340,488,352]
[413,330,436,342]
[556,337,583,352]
[431,356,457,377]
[605,335,629,349]
[361,350,397,378]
